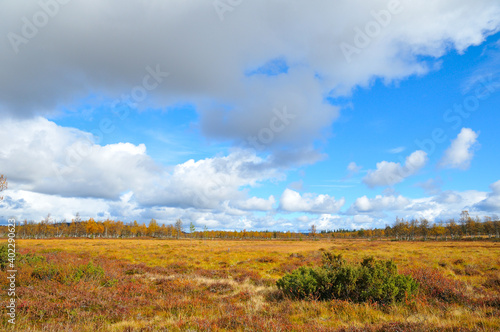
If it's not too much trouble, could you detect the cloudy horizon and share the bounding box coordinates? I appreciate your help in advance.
[1,0,500,231]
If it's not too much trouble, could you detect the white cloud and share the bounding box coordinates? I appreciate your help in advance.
[352,214,375,225]
[138,149,284,209]
[1,0,499,152]
[416,177,443,195]
[346,188,489,223]
[0,188,283,231]
[280,188,345,214]
[1,1,499,228]
[0,117,161,200]
[287,180,304,191]
[345,161,363,179]
[0,118,285,213]
[363,150,428,187]
[303,214,379,231]
[473,180,500,212]
[345,178,500,224]
[403,190,487,222]
[347,161,362,176]
[439,128,479,170]
[348,195,410,214]
[2,176,496,231]
[388,146,406,154]
[0,189,127,223]
[232,196,276,211]
[297,216,309,223]
[311,214,343,230]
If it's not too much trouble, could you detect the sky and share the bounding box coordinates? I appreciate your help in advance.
[1,0,500,231]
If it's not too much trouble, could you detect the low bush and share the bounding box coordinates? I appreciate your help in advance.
[0,243,11,270]
[405,267,468,304]
[1,244,46,270]
[483,273,500,291]
[18,252,46,265]
[31,261,105,284]
[31,264,62,281]
[276,253,418,304]
[206,281,234,294]
[72,261,105,281]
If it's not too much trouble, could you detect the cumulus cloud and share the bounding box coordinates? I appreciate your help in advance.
[434,191,463,205]
[416,177,443,195]
[309,214,343,230]
[301,214,379,231]
[363,150,428,188]
[439,128,479,170]
[346,162,362,178]
[232,196,276,212]
[0,189,279,230]
[138,149,284,209]
[0,189,120,222]
[280,188,345,214]
[1,0,499,151]
[0,117,161,199]
[474,180,500,212]
[348,195,410,214]
[346,188,489,222]
[1,1,500,228]
[0,118,284,212]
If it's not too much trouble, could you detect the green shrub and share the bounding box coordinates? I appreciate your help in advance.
[322,252,345,269]
[0,244,46,270]
[18,252,46,266]
[0,243,9,270]
[31,261,105,284]
[72,261,105,281]
[31,264,61,281]
[276,266,321,300]
[276,253,418,304]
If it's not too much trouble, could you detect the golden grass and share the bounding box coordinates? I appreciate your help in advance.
[21,238,500,281]
[4,238,500,331]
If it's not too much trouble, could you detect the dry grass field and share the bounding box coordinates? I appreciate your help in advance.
[2,238,500,331]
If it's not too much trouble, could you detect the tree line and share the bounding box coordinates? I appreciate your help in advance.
[0,215,304,240]
[1,211,499,241]
[1,175,498,240]
[319,210,500,240]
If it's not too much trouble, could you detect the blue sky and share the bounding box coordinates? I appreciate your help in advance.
[1,0,500,231]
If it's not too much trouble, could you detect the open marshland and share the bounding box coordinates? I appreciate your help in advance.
[1,238,499,331]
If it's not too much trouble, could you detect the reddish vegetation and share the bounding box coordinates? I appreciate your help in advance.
[1,238,499,331]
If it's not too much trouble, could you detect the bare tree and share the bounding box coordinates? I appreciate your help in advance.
[460,210,470,237]
[419,218,430,240]
[175,219,183,239]
[493,214,500,238]
[0,174,7,201]
[309,224,317,238]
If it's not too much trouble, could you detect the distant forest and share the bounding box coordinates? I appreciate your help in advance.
[1,211,499,241]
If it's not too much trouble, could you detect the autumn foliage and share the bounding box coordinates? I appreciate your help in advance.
[0,238,499,331]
